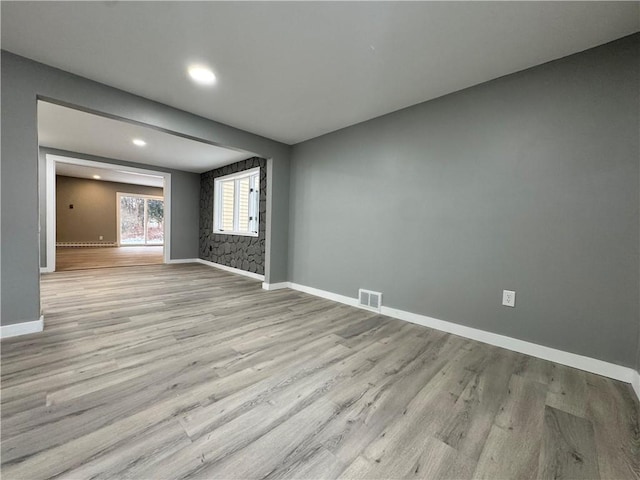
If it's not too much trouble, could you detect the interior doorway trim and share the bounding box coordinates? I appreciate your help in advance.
[44,154,172,272]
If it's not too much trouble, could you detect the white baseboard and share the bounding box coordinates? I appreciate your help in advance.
[169,258,265,281]
[381,305,637,386]
[166,258,198,264]
[632,370,640,402]
[196,259,265,281]
[262,282,291,291]
[40,266,54,274]
[56,242,118,247]
[289,282,358,306]
[1,316,44,338]
[284,282,638,397]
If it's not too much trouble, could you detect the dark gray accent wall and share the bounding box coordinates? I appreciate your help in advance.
[288,34,640,368]
[199,157,267,274]
[38,147,200,267]
[2,51,290,326]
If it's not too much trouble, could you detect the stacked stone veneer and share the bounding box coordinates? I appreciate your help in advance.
[199,157,267,274]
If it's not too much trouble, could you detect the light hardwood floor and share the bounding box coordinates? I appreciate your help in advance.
[1,264,638,479]
[56,246,164,271]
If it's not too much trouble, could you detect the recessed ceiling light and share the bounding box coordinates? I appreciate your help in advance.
[188,65,216,85]
[92,175,101,179]
[132,138,147,147]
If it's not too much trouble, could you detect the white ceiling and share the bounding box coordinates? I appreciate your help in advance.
[56,163,164,188]
[38,102,255,173]
[4,2,640,144]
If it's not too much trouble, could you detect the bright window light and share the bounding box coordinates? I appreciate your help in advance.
[213,168,260,237]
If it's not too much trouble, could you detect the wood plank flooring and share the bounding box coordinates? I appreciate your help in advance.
[1,264,638,479]
[55,246,164,271]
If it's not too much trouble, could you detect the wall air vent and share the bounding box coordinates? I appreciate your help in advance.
[358,289,382,313]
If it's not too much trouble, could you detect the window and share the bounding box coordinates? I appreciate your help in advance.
[117,193,164,245]
[213,168,260,236]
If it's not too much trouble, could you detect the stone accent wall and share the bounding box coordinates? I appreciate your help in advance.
[199,157,266,274]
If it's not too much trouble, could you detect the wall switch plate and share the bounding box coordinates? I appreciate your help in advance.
[502,290,516,307]
[99,235,104,240]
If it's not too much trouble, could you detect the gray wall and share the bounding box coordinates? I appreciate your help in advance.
[288,34,640,368]
[200,157,267,274]
[39,147,200,267]
[56,176,163,243]
[2,51,291,326]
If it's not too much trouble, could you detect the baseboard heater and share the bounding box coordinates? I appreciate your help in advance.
[56,242,118,247]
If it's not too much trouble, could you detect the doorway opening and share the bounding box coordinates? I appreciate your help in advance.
[44,154,172,272]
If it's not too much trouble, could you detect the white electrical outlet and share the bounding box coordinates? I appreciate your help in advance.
[502,290,516,307]
[99,235,104,240]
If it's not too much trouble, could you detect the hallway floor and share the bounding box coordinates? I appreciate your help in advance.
[55,246,164,271]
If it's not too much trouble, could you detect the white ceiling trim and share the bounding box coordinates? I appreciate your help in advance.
[48,154,170,181]
[55,162,164,188]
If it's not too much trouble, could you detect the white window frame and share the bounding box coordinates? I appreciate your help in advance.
[213,167,260,237]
